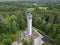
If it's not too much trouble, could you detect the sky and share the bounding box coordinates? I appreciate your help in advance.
[0,0,60,2]
[0,0,17,1]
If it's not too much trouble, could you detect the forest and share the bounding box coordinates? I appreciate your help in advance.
[0,2,60,45]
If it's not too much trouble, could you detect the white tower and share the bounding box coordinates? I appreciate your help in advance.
[27,13,32,35]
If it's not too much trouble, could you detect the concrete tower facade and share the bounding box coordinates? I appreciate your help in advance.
[27,13,32,35]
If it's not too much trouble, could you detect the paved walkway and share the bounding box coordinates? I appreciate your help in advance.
[33,28,44,45]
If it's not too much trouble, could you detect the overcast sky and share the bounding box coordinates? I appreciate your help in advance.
[0,0,60,2]
[0,0,17,1]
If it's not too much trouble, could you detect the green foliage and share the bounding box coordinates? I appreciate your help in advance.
[29,37,34,45]
[2,38,12,45]
[19,19,26,30]
[4,15,19,34]
[32,4,60,39]
[0,15,21,45]
[0,43,5,45]
[54,34,60,45]
[0,2,60,45]
[22,40,28,45]
[9,34,19,41]
[44,43,53,45]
